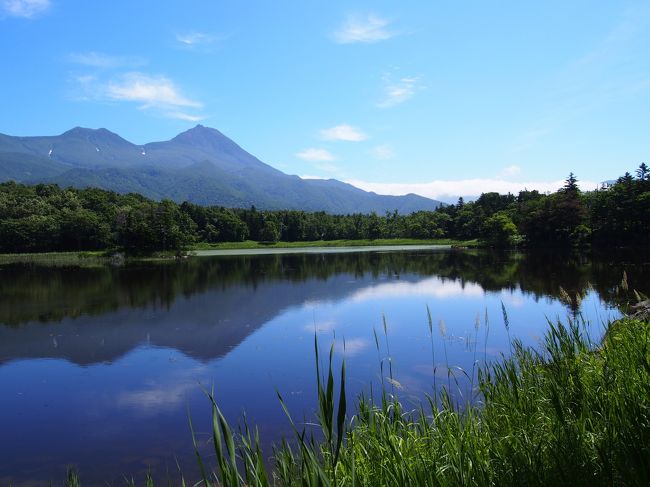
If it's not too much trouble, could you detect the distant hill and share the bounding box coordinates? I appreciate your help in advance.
[0,125,443,213]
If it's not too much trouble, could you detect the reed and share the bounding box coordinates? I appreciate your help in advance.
[63,314,650,486]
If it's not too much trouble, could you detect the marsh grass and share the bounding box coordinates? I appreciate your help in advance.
[0,251,108,267]
[62,313,650,486]
[0,249,184,267]
[191,238,478,251]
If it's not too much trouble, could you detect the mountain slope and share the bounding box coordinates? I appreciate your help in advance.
[0,151,71,181]
[0,125,443,213]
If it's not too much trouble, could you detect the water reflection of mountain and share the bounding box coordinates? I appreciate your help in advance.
[0,250,645,365]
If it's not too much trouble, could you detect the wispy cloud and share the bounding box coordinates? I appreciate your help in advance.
[378,75,421,108]
[338,338,369,357]
[350,276,484,302]
[320,124,367,142]
[72,71,205,121]
[296,148,336,162]
[117,366,208,415]
[511,5,650,152]
[175,31,222,47]
[68,51,145,69]
[333,14,394,44]
[106,72,202,109]
[1,0,49,18]
[344,177,600,200]
[301,174,330,180]
[165,111,206,122]
[304,320,337,334]
[372,144,394,160]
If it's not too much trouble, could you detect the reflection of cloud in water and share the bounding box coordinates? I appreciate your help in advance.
[500,291,525,308]
[304,320,337,334]
[338,338,369,356]
[350,277,484,302]
[117,366,207,414]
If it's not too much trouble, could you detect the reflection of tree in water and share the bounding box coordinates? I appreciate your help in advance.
[0,249,647,327]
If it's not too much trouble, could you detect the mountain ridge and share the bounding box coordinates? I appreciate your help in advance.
[0,125,443,213]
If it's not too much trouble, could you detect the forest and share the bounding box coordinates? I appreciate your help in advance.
[0,165,648,253]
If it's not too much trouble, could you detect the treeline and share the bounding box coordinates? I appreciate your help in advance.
[0,164,648,253]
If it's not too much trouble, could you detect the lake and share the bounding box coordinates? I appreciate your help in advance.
[0,247,645,485]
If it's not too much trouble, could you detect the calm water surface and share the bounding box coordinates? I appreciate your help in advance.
[0,248,645,485]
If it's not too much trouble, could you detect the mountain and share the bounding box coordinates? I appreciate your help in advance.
[0,125,443,213]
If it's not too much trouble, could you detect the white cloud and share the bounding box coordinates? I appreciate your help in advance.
[350,277,485,302]
[72,73,96,86]
[68,51,145,69]
[176,31,219,46]
[301,174,330,180]
[67,73,104,102]
[296,148,336,162]
[165,111,206,122]
[378,76,420,108]
[117,384,189,413]
[501,291,525,308]
[106,72,202,109]
[116,366,208,415]
[1,0,49,18]
[344,178,600,200]
[304,320,337,334]
[338,338,369,356]
[72,71,205,121]
[372,144,394,160]
[320,124,367,142]
[333,14,394,44]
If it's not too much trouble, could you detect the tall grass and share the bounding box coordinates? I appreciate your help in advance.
[63,314,650,486]
[0,251,108,267]
[190,238,478,251]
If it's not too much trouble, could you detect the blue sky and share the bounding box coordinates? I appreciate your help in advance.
[1,0,649,200]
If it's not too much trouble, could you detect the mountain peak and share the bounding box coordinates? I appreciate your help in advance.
[167,125,252,159]
[61,126,122,140]
[62,126,93,136]
[172,124,225,143]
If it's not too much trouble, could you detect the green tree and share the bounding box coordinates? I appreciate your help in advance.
[482,212,520,247]
[259,218,280,242]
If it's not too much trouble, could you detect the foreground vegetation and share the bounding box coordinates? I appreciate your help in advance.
[1,164,648,254]
[61,311,650,486]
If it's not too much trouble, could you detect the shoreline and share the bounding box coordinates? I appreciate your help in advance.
[190,243,452,257]
[0,239,476,265]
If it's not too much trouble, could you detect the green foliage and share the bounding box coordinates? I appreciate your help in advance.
[587,166,650,245]
[205,315,647,487]
[482,212,521,247]
[259,216,281,242]
[60,315,650,486]
[0,183,196,254]
[1,164,649,253]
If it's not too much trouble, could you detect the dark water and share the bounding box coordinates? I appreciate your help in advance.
[0,248,646,485]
